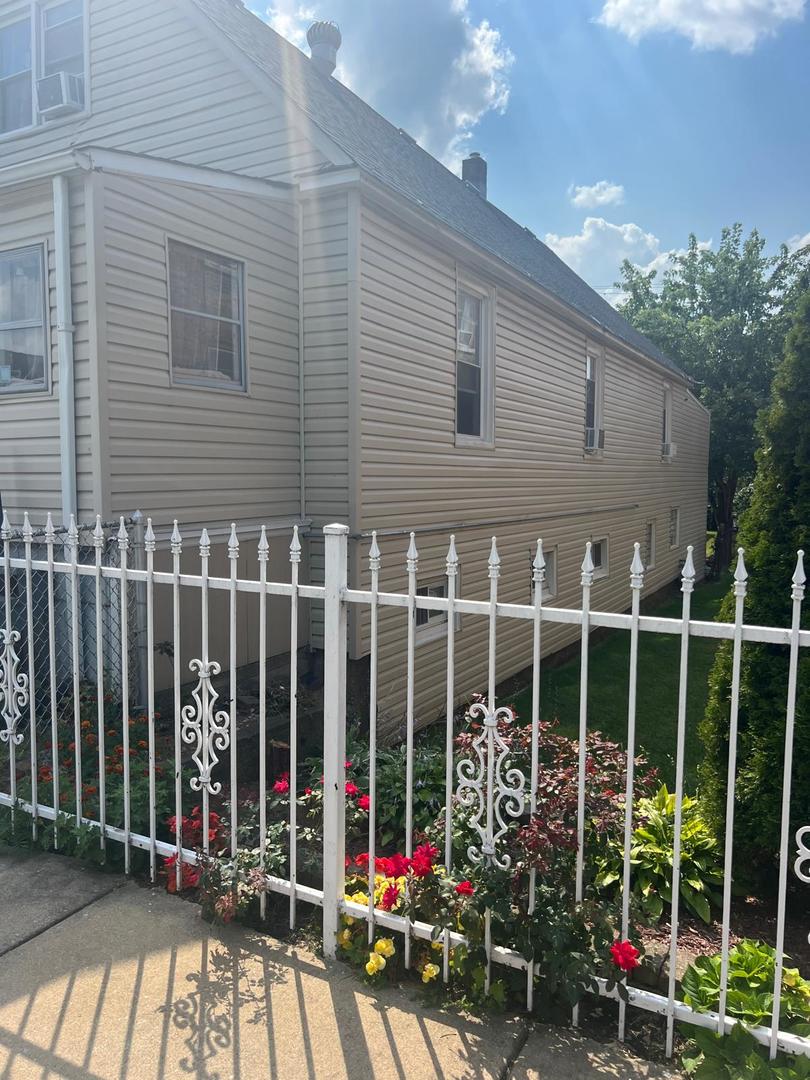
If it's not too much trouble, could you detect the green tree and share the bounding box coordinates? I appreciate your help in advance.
[617,226,809,570]
[699,287,810,878]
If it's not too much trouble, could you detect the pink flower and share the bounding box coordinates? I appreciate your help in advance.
[345,760,353,770]
[357,794,370,812]
[345,781,359,797]
[273,776,290,794]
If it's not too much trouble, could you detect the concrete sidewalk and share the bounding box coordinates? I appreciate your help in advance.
[0,850,679,1079]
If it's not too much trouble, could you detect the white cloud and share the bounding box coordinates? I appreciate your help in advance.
[597,0,806,53]
[568,180,625,209]
[788,230,810,252]
[545,217,712,305]
[256,1,514,168]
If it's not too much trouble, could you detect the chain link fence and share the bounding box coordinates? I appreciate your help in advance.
[4,519,143,729]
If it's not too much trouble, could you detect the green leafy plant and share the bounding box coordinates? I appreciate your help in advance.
[682,940,810,1030]
[682,1024,810,1078]
[596,784,723,923]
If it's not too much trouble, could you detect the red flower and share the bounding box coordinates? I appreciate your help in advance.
[411,842,439,878]
[352,852,370,871]
[345,781,359,797]
[380,852,411,878]
[455,880,474,897]
[304,787,312,796]
[357,794,370,812]
[610,940,640,973]
[345,760,353,770]
[380,884,400,911]
[273,775,290,794]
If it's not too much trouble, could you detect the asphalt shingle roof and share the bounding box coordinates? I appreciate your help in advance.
[191,0,684,378]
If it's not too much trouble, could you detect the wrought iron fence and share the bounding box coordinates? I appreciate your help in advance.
[0,511,808,1063]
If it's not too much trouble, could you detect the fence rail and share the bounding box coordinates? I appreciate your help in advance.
[1,509,808,1062]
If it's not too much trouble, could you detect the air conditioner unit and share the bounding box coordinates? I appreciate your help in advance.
[662,441,678,459]
[37,73,84,119]
[584,427,605,452]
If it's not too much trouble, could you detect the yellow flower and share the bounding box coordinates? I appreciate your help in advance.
[350,892,369,907]
[365,952,386,975]
[338,929,353,948]
[422,963,440,984]
[431,940,444,952]
[374,938,395,958]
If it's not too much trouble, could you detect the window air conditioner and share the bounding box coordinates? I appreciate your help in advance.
[37,73,84,119]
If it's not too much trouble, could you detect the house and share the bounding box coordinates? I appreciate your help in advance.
[0,0,709,736]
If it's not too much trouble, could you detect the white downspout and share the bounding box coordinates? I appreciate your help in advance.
[53,174,77,525]
[298,197,306,520]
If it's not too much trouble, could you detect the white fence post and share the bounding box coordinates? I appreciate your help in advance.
[322,523,349,958]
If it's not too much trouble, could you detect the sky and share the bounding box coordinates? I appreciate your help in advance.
[250,0,810,303]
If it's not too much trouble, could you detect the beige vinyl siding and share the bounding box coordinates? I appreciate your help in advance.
[301,190,352,645]
[0,0,328,181]
[0,177,92,526]
[99,171,300,527]
[356,203,710,736]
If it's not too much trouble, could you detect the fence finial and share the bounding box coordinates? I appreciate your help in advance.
[406,532,419,574]
[792,550,806,601]
[45,513,55,543]
[446,534,459,577]
[144,518,156,553]
[289,524,301,564]
[199,528,211,559]
[67,515,79,549]
[488,536,500,579]
[22,513,33,544]
[93,516,104,549]
[533,539,545,582]
[117,517,129,551]
[369,531,381,573]
[733,547,748,597]
[581,541,594,586]
[0,509,10,540]
[170,520,182,557]
[681,545,696,594]
[258,525,269,563]
[630,542,644,589]
[228,523,239,561]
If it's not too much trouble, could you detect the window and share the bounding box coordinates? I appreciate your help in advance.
[584,352,604,451]
[0,246,47,394]
[415,581,459,643]
[168,240,246,390]
[662,384,673,457]
[0,2,86,137]
[530,546,557,603]
[669,508,680,549]
[643,521,656,570]
[456,281,493,441]
[0,16,32,134]
[591,537,609,579]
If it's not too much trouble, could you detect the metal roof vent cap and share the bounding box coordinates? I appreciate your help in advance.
[462,152,487,199]
[307,21,342,76]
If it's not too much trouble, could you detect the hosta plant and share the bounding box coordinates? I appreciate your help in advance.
[595,784,723,924]
[682,1023,810,1078]
[682,940,810,1030]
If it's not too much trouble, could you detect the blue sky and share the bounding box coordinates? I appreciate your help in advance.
[255,1,810,300]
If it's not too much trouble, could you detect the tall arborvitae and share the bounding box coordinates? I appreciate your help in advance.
[700,287,810,879]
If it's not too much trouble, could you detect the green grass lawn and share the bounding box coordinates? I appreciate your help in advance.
[510,574,730,792]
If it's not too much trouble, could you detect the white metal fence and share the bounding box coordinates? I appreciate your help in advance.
[1,510,808,1062]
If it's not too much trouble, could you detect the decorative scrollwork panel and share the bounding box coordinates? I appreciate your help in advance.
[0,629,28,746]
[181,659,230,794]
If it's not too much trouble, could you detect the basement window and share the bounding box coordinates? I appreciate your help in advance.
[591,537,609,580]
[168,239,247,391]
[0,246,47,395]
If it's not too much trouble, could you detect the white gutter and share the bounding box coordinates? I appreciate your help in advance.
[298,199,306,519]
[53,175,77,525]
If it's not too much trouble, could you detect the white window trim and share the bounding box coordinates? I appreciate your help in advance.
[669,508,681,550]
[166,235,250,395]
[583,346,605,457]
[0,0,91,144]
[591,536,609,580]
[0,240,51,398]
[644,521,656,571]
[415,578,461,646]
[455,271,496,447]
[530,545,558,603]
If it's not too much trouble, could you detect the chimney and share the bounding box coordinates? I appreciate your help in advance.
[307,21,342,77]
[462,152,487,199]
